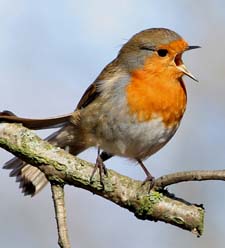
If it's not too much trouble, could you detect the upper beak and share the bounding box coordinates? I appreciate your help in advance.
[177,64,198,82]
[186,45,201,51]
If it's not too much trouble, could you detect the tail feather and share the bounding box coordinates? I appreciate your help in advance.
[0,111,73,130]
[3,124,87,196]
[4,157,23,170]
[4,159,24,177]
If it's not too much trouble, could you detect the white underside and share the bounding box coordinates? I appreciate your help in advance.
[96,116,178,159]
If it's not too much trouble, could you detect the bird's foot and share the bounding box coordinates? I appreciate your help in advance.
[142,174,155,192]
[90,153,108,188]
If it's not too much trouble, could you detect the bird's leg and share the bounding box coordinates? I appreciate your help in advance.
[99,151,112,175]
[137,159,155,191]
[90,148,110,187]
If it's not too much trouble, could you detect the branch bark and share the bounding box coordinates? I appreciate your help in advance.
[0,123,208,238]
[51,184,71,248]
[155,170,225,188]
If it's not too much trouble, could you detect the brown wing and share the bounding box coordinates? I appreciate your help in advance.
[75,82,100,110]
[76,58,119,110]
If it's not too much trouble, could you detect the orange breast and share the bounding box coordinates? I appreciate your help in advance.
[126,61,187,127]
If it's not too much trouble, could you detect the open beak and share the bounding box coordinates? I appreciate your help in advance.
[176,45,200,82]
[177,64,198,82]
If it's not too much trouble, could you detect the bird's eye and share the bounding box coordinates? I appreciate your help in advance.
[157,49,168,57]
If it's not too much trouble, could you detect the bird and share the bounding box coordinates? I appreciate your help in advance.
[0,28,200,196]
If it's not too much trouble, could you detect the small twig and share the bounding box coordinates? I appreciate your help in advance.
[51,184,71,248]
[155,170,225,189]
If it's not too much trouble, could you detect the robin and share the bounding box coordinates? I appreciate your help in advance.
[0,28,200,195]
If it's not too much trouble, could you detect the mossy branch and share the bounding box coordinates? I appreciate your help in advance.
[0,123,205,237]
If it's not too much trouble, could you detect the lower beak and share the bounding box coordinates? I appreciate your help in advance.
[177,64,198,82]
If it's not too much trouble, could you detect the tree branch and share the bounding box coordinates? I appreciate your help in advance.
[155,170,225,189]
[0,123,206,238]
[51,184,71,248]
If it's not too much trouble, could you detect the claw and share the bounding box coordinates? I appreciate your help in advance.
[142,175,155,192]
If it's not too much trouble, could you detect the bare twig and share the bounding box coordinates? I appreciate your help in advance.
[155,170,225,189]
[51,184,71,248]
[0,123,207,238]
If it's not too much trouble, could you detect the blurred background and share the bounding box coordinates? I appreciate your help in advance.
[0,0,224,247]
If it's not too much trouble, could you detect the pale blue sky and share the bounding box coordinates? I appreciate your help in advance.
[0,1,225,247]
